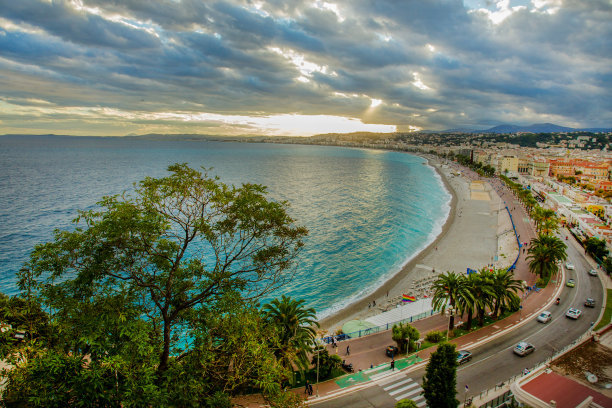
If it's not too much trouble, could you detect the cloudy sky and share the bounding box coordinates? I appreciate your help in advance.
[0,0,610,136]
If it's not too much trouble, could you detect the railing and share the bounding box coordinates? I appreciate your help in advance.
[320,309,438,344]
[505,205,521,272]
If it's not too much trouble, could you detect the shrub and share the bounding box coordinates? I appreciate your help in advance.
[425,330,444,343]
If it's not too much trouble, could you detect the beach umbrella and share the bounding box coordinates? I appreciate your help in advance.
[341,320,376,335]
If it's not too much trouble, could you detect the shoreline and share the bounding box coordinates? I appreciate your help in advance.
[318,154,459,332]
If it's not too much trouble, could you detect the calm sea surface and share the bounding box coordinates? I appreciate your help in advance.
[0,136,450,318]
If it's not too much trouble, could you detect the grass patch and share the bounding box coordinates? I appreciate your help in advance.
[594,288,612,331]
[449,309,516,339]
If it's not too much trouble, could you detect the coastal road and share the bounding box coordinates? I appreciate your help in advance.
[311,173,605,408]
[312,257,603,408]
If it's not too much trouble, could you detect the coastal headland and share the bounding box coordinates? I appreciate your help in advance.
[319,154,518,333]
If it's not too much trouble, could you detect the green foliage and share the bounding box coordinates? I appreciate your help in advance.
[396,399,419,408]
[263,295,319,377]
[425,330,444,343]
[392,322,420,354]
[527,234,567,279]
[422,342,459,408]
[5,164,310,406]
[310,346,341,379]
[584,237,609,261]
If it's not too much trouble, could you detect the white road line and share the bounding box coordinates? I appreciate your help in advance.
[395,388,424,401]
[383,378,412,391]
[389,382,419,396]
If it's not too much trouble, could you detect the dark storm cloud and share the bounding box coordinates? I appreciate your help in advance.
[0,0,610,135]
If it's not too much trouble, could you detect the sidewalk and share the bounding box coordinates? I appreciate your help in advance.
[305,273,562,403]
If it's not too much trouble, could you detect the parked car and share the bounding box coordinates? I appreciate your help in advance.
[566,279,576,288]
[386,345,399,357]
[584,298,596,308]
[513,341,535,357]
[536,311,552,323]
[565,308,582,319]
[456,350,472,364]
[565,262,575,270]
[588,269,598,276]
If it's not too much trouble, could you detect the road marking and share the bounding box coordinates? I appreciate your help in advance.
[383,378,413,391]
[463,342,473,346]
[389,382,419,396]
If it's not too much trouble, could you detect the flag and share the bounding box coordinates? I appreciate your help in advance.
[402,294,416,302]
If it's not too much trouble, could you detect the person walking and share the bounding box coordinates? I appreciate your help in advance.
[391,359,395,371]
[305,380,310,395]
[308,383,313,396]
[346,345,350,356]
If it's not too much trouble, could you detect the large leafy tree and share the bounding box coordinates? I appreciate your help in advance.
[422,342,459,408]
[263,295,319,381]
[431,271,470,334]
[527,234,567,279]
[392,322,420,354]
[584,237,609,260]
[11,164,308,405]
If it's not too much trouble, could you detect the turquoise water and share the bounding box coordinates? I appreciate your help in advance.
[0,136,450,318]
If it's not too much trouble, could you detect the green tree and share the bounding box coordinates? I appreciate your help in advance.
[263,295,319,382]
[527,234,567,280]
[431,271,470,335]
[584,237,609,260]
[470,271,495,327]
[396,399,419,408]
[392,322,420,354]
[9,164,309,405]
[490,269,522,318]
[422,342,459,408]
[311,346,341,379]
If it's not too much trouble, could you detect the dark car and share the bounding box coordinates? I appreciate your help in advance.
[386,345,399,357]
[585,298,596,308]
[457,350,472,364]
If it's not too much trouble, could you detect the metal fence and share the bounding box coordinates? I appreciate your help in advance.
[321,309,438,343]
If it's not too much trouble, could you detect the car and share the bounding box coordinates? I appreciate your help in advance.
[565,262,575,270]
[386,345,399,357]
[457,350,472,364]
[566,279,576,288]
[585,298,596,308]
[565,308,582,319]
[536,311,552,323]
[588,269,598,276]
[513,341,535,356]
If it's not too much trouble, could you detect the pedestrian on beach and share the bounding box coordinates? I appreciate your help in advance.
[346,345,350,356]
[368,302,371,309]
[373,300,376,306]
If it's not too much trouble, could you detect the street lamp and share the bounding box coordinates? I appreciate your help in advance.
[446,306,454,341]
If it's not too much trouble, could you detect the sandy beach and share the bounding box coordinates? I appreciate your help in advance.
[318,154,518,334]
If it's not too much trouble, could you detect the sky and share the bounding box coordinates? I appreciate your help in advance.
[0,0,610,137]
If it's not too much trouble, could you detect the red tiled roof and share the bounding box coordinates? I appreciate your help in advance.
[522,371,612,408]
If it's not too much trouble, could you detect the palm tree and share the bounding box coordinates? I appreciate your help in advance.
[527,234,567,280]
[431,271,470,334]
[262,295,320,382]
[470,270,496,327]
[490,268,522,318]
[455,275,477,332]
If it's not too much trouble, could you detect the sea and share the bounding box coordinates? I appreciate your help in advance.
[0,135,451,319]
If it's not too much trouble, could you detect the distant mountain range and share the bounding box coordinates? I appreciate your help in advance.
[441,123,612,134]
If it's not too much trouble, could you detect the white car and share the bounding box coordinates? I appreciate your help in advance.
[565,262,575,270]
[537,311,552,323]
[565,308,582,320]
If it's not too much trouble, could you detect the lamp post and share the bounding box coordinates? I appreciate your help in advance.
[446,306,454,341]
[314,330,326,398]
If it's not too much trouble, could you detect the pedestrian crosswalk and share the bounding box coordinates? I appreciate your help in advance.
[375,373,427,407]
